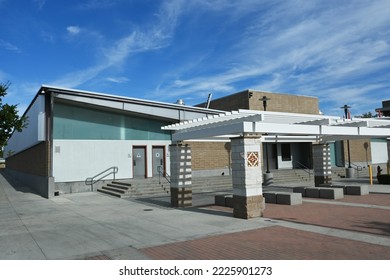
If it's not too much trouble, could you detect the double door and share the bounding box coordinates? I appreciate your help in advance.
[133,146,165,178]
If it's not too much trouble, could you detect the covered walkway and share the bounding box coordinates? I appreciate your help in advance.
[162,110,390,218]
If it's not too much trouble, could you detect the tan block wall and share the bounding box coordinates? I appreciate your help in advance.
[248,90,319,114]
[206,91,250,111]
[187,141,231,170]
[5,141,50,176]
[343,139,372,164]
[204,89,319,115]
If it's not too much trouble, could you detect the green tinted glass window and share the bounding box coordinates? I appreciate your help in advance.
[53,102,171,140]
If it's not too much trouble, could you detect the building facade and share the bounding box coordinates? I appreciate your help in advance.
[4,86,221,198]
[4,87,389,199]
[376,100,390,117]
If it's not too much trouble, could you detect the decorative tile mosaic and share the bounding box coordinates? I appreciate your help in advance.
[247,151,259,167]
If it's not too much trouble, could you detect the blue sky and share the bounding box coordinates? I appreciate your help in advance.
[1,0,389,117]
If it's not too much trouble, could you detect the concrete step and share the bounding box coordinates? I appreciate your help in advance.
[98,168,337,199]
[97,188,124,198]
[102,185,133,194]
[97,180,135,198]
[111,181,132,187]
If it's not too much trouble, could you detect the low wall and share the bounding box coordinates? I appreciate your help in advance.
[55,180,107,195]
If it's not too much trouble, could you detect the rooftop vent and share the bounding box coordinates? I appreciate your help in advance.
[176,99,185,105]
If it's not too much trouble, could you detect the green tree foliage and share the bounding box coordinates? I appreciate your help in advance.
[0,82,28,156]
[356,112,378,118]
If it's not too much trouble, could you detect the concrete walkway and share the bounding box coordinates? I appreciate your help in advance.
[0,171,389,260]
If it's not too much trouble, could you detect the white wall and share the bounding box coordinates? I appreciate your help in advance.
[371,139,388,164]
[53,140,171,182]
[4,95,45,157]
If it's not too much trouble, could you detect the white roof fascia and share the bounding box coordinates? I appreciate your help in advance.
[44,84,223,114]
[359,127,390,137]
[52,90,222,121]
[254,122,320,135]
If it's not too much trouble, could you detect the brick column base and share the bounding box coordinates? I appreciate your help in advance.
[312,143,332,187]
[314,175,332,186]
[171,187,192,207]
[233,195,264,219]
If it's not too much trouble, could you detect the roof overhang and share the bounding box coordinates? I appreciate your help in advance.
[162,109,390,142]
[39,85,223,122]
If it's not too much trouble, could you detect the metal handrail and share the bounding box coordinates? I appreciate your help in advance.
[294,161,312,179]
[345,162,363,176]
[157,166,170,184]
[85,166,118,191]
[346,162,363,171]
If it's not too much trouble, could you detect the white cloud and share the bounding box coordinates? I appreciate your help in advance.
[0,39,21,53]
[154,0,390,113]
[66,26,81,35]
[33,0,46,10]
[52,0,183,88]
[106,76,129,83]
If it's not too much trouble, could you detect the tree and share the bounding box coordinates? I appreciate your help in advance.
[356,112,378,118]
[0,82,28,157]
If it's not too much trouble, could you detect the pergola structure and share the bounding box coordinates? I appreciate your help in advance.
[162,110,390,219]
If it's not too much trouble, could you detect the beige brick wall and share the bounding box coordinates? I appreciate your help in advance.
[343,139,372,164]
[6,141,51,176]
[187,141,231,170]
[204,89,319,115]
[248,90,319,114]
[206,91,250,111]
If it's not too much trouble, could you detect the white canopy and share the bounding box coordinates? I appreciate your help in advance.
[162,109,390,142]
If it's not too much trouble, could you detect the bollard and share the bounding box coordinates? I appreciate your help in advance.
[368,165,373,185]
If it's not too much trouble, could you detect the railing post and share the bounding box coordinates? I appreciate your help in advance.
[86,166,118,192]
[158,166,161,184]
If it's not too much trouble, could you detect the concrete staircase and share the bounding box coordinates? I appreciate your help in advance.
[97,175,233,199]
[96,165,378,199]
[192,175,233,193]
[97,170,313,199]
[271,169,312,184]
[97,178,169,198]
[97,181,134,198]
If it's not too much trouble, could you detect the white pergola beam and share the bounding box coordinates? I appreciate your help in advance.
[172,122,247,141]
[164,110,390,142]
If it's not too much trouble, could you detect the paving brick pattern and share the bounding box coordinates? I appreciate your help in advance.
[264,202,390,236]
[141,226,390,260]
[339,193,390,206]
[141,194,390,260]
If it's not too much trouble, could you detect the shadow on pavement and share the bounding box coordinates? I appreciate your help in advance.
[0,170,39,196]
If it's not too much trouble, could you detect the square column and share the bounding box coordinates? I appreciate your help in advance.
[169,143,192,207]
[312,143,332,186]
[231,135,264,219]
